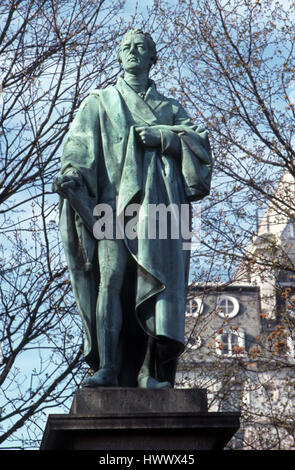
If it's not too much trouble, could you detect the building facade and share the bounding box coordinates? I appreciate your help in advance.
[177,173,295,450]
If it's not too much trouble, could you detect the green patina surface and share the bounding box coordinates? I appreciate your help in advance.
[53,30,212,387]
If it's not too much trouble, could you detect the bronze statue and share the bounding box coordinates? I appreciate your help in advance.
[53,30,212,388]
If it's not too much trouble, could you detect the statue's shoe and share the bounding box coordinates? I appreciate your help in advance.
[82,368,118,388]
[138,375,172,389]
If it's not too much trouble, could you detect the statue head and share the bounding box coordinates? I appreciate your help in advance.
[118,29,157,74]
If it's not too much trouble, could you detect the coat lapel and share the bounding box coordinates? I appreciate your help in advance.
[144,83,164,114]
[116,77,160,126]
[144,81,173,125]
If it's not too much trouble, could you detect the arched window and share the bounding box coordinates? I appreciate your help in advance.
[216,295,239,319]
[186,297,204,317]
[186,334,202,350]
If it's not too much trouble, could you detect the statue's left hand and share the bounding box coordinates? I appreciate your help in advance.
[135,126,161,147]
[52,173,81,198]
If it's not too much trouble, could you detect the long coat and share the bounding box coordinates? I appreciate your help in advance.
[57,77,212,385]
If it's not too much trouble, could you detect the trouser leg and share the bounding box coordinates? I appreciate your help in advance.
[137,336,155,383]
[137,335,178,389]
[155,337,179,387]
[83,238,128,387]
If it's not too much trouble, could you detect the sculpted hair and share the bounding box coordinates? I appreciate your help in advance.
[117,29,158,68]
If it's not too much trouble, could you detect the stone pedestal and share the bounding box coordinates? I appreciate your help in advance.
[40,388,239,450]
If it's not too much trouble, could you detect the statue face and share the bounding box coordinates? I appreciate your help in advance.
[119,33,153,74]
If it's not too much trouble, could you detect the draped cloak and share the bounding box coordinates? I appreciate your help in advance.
[58,77,212,386]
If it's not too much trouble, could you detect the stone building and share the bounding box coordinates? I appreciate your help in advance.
[177,172,295,449]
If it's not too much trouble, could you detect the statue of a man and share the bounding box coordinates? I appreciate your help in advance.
[53,29,212,388]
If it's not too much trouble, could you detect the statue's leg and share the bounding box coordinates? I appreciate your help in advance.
[137,336,172,389]
[154,337,180,386]
[83,238,128,387]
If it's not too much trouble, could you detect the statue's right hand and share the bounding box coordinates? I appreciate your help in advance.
[52,174,81,198]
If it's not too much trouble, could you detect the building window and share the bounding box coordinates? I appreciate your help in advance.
[286,295,295,318]
[216,328,245,357]
[216,295,239,319]
[186,334,202,350]
[287,335,295,358]
[282,221,295,239]
[186,297,204,317]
